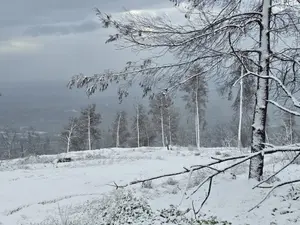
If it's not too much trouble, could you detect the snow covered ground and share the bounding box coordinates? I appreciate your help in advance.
[0,147,299,225]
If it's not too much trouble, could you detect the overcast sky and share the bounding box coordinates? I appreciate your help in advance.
[0,0,235,130]
[0,0,181,83]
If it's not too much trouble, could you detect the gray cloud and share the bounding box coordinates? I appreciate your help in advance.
[0,0,234,131]
[0,0,171,42]
[23,19,101,37]
[0,0,167,29]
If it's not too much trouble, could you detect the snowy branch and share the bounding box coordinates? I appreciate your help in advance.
[111,145,300,213]
[249,179,300,212]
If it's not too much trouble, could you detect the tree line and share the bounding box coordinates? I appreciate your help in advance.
[2,73,300,159]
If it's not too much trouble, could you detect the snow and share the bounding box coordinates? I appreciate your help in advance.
[0,147,299,224]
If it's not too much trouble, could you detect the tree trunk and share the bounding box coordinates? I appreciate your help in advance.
[66,135,71,153]
[8,147,11,159]
[238,66,244,150]
[249,0,271,181]
[116,113,121,147]
[136,106,140,148]
[168,115,172,147]
[160,98,165,147]
[145,128,150,146]
[88,109,92,150]
[195,79,200,150]
[289,114,293,144]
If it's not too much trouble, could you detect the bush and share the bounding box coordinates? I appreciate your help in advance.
[35,189,231,225]
[195,216,232,225]
[85,189,153,225]
[215,151,222,156]
[187,170,209,189]
[142,180,153,189]
[222,152,231,158]
[165,178,179,186]
[157,205,191,224]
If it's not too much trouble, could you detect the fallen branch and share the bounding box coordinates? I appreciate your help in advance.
[109,145,300,214]
[249,179,300,212]
[253,152,300,189]
[111,146,300,188]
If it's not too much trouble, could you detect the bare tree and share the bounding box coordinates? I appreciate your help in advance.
[61,117,78,153]
[112,111,130,147]
[131,103,153,147]
[68,0,300,181]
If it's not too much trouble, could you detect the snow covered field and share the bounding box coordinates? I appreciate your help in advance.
[0,147,300,225]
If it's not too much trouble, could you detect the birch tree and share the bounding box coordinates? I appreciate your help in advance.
[61,117,78,153]
[218,54,256,148]
[181,64,208,149]
[75,104,102,151]
[148,93,178,147]
[112,111,130,147]
[69,0,300,181]
[131,104,152,147]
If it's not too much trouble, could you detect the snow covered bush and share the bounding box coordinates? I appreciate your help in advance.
[81,189,153,225]
[215,151,222,156]
[229,161,248,176]
[195,216,232,225]
[142,180,153,189]
[164,177,179,186]
[157,205,191,224]
[34,189,232,225]
[187,170,210,189]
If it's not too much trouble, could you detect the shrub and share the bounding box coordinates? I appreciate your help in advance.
[157,205,191,224]
[142,180,153,189]
[78,189,153,225]
[195,216,232,225]
[165,178,179,186]
[34,190,232,225]
[187,170,209,189]
[215,151,222,156]
[222,153,231,158]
